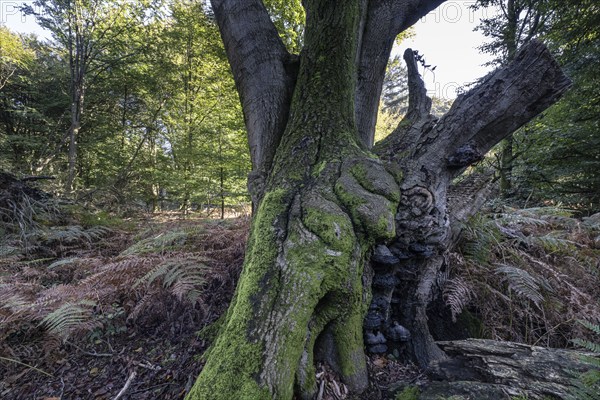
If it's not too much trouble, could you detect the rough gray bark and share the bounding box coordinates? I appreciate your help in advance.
[368,39,570,367]
[420,339,597,400]
[447,170,495,245]
[210,0,298,205]
[66,25,87,193]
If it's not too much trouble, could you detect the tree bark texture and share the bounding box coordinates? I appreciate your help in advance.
[188,1,570,399]
[422,339,597,400]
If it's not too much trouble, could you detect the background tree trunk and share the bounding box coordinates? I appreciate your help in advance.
[499,136,514,196]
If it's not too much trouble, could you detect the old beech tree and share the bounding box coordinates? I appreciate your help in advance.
[186,1,570,399]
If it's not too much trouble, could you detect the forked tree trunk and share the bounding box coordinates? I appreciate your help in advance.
[188,3,388,397]
[186,1,570,399]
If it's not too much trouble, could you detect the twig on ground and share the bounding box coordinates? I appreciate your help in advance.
[113,370,137,400]
[0,356,54,378]
[132,360,162,371]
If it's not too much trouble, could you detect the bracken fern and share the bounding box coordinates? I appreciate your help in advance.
[449,206,600,346]
[40,300,99,340]
[569,320,600,400]
[135,256,208,303]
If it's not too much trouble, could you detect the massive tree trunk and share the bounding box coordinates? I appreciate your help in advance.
[186,1,570,399]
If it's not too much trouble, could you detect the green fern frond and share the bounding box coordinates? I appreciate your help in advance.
[0,244,19,257]
[444,277,475,322]
[134,262,170,287]
[0,290,32,315]
[40,300,96,339]
[120,230,190,256]
[528,234,578,254]
[581,370,600,385]
[578,320,600,336]
[569,319,600,400]
[569,370,600,400]
[45,225,91,243]
[85,226,112,240]
[134,257,207,303]
[47,257,81,269]
[495,212,549,228]
[494,264,544,306]
[462,215,502,265]
[515,206,574,218]
[582,215,600,231]
[573,338,600,353]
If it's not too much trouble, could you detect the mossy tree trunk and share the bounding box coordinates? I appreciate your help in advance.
[187,1,570,399]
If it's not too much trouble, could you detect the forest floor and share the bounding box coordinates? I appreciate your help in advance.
[0,212,428,400]
[0,212,252,400]
[1,194,599,399]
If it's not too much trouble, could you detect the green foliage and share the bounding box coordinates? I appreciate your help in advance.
[263,0,305,53]
[395,385,420,400]
[76,209,134,230]
[0,34,69,174]
[569,320,600,400]
[2,0,251,212]
[472,1,600,211]
[448,206,600,346]
[135,256,208,303]
[44,225,112,244]
[382,55,409,116]
[472,0,550,65]
[40,299,97,339]
[494,264,545,306]
[0,27,34,89]
[120,227,199,255]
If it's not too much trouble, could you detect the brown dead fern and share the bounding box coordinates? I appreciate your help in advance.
[0,216,249,365]
[449,207,600,347]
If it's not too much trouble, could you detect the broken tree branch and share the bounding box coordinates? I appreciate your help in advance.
[373,47,435,160]
[433,39,571,174]
[376,39,570,178]
[113,370,137,400]
[356,0,446,147]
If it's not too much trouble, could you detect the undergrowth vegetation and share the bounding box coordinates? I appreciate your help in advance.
[0,190,248,390]
[2,178,599,398]
[568,320,600,399]
[447,206,600,348]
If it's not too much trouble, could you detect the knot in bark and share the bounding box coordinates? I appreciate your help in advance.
[447,143,484,168]
[334,157,400,243]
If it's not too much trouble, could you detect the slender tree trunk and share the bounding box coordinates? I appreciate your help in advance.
[496,0,544,198]
[65,7,86,194]
[219,166,225,219]
[66,93,82,193]
[499,135,514,196]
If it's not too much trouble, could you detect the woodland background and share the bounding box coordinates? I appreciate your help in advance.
[1,0,599,399]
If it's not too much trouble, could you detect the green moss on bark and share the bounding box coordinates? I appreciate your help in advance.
[186,189,290,400]
[189,1,407,397]
[335,175,397,243]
